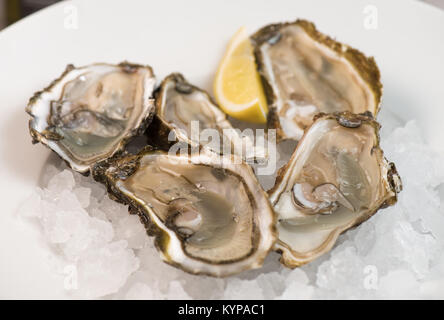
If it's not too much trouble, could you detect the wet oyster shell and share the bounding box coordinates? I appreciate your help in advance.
[147,73,266,163]
[251,20,383,141]
[268,112,401,267]
[94,146,276,277]
[26,62,156,174]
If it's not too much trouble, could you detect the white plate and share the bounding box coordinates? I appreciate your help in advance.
[0,0,443,299]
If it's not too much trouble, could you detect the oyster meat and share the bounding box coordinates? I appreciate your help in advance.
[26,62,156,174]
[151,73,265,163]
[268,112,401,267]
[251,20,382,141]
[97,148,276,276]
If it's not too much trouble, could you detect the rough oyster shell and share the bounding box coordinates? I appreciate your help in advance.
[268,112,401,267]
[148,73,266,163]
[251,20,382,141]
[26,62,156,174]
[94,147,276,277]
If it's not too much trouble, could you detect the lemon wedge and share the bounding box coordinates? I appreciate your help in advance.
[214,27,268,124]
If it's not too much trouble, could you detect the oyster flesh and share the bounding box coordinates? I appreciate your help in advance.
[26,62,156,174]
[251,20,382,141]
[151,73,265,163]
[96,148,276,276]
[268,112,401,267]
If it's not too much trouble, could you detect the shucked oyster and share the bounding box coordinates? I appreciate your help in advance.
[269,112,401,267]
[26,62,156,174]
[96,148,276,276]
[149,73,266,163]
[251,20,382,141]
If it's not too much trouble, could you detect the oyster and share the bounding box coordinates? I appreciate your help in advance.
[251,20,382,141]
[150,73,265,163]
[26,62,156,174]
[96,147,276,276]
[268,112,401,267]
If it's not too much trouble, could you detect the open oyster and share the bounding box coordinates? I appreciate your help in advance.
[251,20,382,141]
[150,73,265,163]
[96,148,276,276]
[26,62,156,174]
[268,112,401,267]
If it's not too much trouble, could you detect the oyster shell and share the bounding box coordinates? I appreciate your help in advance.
[96,147,276,277]
[149,73,265,163]
[251,20,382,141]
[268,112,401,267]
[26,62,156,174]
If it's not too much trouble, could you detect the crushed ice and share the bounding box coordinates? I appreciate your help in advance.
[19,119,444,299]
